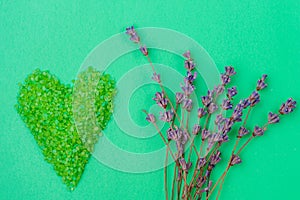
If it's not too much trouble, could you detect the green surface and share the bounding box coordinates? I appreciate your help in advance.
[1,1,299,200]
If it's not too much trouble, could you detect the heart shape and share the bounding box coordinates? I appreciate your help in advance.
[16,67,116,190]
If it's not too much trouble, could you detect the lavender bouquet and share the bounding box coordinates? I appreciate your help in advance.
[125,26,296,200]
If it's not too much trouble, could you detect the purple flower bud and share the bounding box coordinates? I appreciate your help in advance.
[184,60,195,71]
[253,126,265,137]
[168,128,183,141]
[256,74,267,91]
[238,126,249,138]
[221,74,231,85]
[197,108,207,118]
[179,158,190,172]
[268,112,280,124]
[199,181,212,193]
[159,110,173,122]
[197,158,207,170]
[232,104,243,122]
[201,95,212,107]
[139,45,148,56]
[175,92,184,104]
[152,72,161,83]
[146,113,156,123]
[183,50,191,59]
[207,103,218,114]
[192,124,201,135]
[214,85,225,96]
[179,130,188,144]
[181,81,195,96]
[130,34,140,43]
[241,98,251,109]
[279,98,297,115]
[219,133,229,145]
[222,99,233,110]
[182,98,193,112]
[201,129,210,140]
[215,114,225,125]
[230,154,242,166]
[185,71,197,84]
[157,98,168,109]
[222,119,234,134]
[208,133,222,150]
[125,26,136,35]
[210,150,221,166]
[249,91,260,107]
[153,92,164,101]
[196,177,206,188]
[227,86,237,99]
[225,66,236,76]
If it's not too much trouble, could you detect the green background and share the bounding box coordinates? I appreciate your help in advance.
[1,0,299,199]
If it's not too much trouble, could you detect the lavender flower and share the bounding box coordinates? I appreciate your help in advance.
[159,110,173,122]
[181,81,194,96]
[249,91,260,107]
[139,45,148,56]
[192,124,201,135]
[241,98,251,109]
[201,95,212,107]
[214,85,225,96]
[210,150,221,166]
[197,158,207,170]
[153,92,164,101]
[167,128,182,141]
[146,113,155,123]
[201,129,210,140]
[253,126,265,137]
[279,98,297,115]
[197,108,207,118]
[230,155,242,166]
[221,74,231,85]
[208,133,222,150]
[222,119,234,134]
[179,158,192,172]
[125,26,140,43]
[222,99,233,110]
[179,130,188,144]
[215,114,225,125]
[268,112,280,124]
[231,104,243,122]
[157,98,168,109]
[196,177,206,188]
[182,98,193,112]
[227,86,237,99]
[238,126,249,138]
[256,74,267,91]
[207,102,218,114]
[225,66,236,76]
[219,133,229,145]
[152,72,161,83]
[175,92,184,104]
[129,34,140,43]
[185,71,197,84]
[184,60,195,71]
[183,50,192,60]
[125,26,136,35]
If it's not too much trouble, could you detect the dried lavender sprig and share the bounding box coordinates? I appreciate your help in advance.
[126,26,200,157]
[143,110,177,161]
[212,98,296,199]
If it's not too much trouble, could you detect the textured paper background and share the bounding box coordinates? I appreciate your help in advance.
[1,1,299,199]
